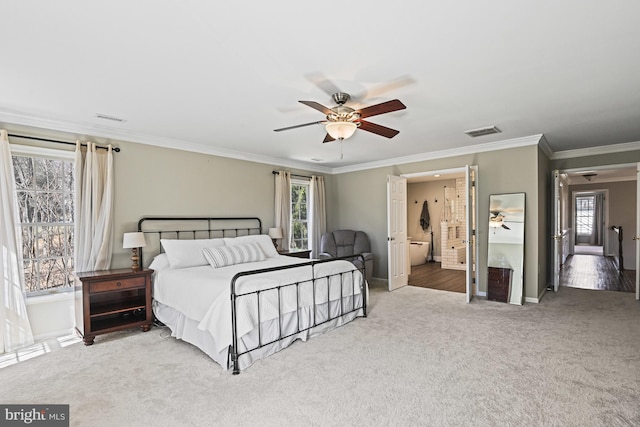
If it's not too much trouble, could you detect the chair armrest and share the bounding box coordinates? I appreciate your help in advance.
[360,252,373,262]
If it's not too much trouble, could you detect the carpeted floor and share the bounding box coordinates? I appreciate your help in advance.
[1,285,639,426]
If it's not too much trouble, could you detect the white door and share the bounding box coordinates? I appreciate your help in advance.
[465,165,476,303]
[387,175,408,291]
[636,163,640,300]
[552,170,562,292]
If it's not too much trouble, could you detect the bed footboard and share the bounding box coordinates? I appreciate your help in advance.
[229,254,367,375]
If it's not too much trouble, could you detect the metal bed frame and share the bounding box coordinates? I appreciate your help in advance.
[138,216,367,374]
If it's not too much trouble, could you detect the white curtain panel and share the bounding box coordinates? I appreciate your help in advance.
[274,171,291,251]
[0,130,34,352]
[310,175,327,258]
[74,142,114,272]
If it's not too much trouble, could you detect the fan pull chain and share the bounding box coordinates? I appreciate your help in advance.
[340,139,343,160]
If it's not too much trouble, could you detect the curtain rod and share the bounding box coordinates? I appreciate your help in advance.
[272,170,312,180]
[8,133,121,152]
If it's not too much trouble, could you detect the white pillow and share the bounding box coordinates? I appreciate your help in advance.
[148,253,171,271]
[203,242,266,268]
[224,234,279,258]
[160,238,226,269]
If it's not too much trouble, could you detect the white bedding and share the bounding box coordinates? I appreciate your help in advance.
[153,255,365,355]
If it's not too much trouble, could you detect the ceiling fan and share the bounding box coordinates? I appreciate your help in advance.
[274,92,406,143]
[490,211,511,230]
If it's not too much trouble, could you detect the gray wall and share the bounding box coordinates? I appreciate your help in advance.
[110,141,327,268]
[327,144,544,300]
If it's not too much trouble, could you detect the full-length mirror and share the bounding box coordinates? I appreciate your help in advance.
[487,193,525,305]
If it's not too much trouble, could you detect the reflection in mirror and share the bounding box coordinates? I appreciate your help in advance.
[487,193,525,305]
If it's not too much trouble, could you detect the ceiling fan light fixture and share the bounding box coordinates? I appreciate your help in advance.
[325,121,357,140]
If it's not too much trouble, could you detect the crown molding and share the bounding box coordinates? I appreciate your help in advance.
[329,134,543,174]
[0,110,333,174]
[551,140,640,160]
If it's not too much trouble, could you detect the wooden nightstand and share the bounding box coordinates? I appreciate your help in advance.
[487,267,512,303]
[278,249,311,259]
[74,268,153,345]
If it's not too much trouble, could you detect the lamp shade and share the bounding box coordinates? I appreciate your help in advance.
[268,227,283,239]
[325,121,357,140]
[123,232,146,249]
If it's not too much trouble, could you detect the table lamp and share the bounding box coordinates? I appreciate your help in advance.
[123,232,146,270]
[268,227,283,249]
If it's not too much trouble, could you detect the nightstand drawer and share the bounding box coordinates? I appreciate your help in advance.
[90,276,146,293]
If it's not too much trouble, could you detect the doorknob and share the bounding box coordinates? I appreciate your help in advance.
[633,236,640,241]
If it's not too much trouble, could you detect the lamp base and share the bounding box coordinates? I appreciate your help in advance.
[131,248,140,271]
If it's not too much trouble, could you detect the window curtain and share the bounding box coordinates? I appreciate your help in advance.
[309,175,326,258]
[593,192,605,246]
[75,141,114,272]
[0,130,34,352]
[274,171,291,251]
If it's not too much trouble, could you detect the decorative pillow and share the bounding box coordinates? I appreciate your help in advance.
[203,242,266,268]
[160,238,225,269]
[223,234,279,258]
[148,253,171,271]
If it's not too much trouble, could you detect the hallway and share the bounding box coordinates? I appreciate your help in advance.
[560,253,636,292]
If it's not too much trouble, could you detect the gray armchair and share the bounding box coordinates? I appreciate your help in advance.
[319,230,373,282]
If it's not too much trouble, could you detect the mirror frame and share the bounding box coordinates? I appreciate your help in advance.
[487,192,525,305]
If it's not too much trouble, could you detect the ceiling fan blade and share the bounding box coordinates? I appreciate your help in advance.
[358,120,400,138]
[305,72,343,97]
[274,121,323,132]
[299,100,333,115]
[323,133,335,143]
[352,75,415,102]
[357,99,406,119]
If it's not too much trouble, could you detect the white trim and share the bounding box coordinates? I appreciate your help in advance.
[331,134,543,174]
[25,291,74,305]
[9,143,75,160]
[403,167,467,179]
[552,140,640,160]
[0,111,334,174]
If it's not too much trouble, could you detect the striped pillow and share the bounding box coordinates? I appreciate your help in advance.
[202,242,266,268]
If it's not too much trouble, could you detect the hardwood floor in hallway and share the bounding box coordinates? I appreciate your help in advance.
[560,254,636,292]
[408,261,466,293]
[409,253,636,295]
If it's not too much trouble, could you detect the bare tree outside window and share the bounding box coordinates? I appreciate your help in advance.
[290,181,309,250]
[12,154,75,294]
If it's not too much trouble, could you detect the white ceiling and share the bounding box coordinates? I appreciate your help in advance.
[2,1,640,174]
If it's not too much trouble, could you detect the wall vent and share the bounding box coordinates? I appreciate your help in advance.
[95,113,126,122]
[464,125,501,138]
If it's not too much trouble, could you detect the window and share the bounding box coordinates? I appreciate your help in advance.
[12,147,75,295]
[290,179,309,250]
[575,195,595,236]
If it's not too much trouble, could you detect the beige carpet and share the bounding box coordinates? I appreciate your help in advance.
[1,285,639,426]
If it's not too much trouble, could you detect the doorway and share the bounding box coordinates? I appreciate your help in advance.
[552,165,637,296]
[398,166,477,299]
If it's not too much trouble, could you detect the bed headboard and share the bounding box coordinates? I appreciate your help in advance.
[137,217,262,268]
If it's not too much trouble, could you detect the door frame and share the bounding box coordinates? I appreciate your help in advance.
[551,163,638,298]
[400,165,479,301]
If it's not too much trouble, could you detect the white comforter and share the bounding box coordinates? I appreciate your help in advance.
[153,255,364,353]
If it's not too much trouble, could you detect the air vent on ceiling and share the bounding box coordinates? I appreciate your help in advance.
[95,113,126,122]
[464,125,501,138]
